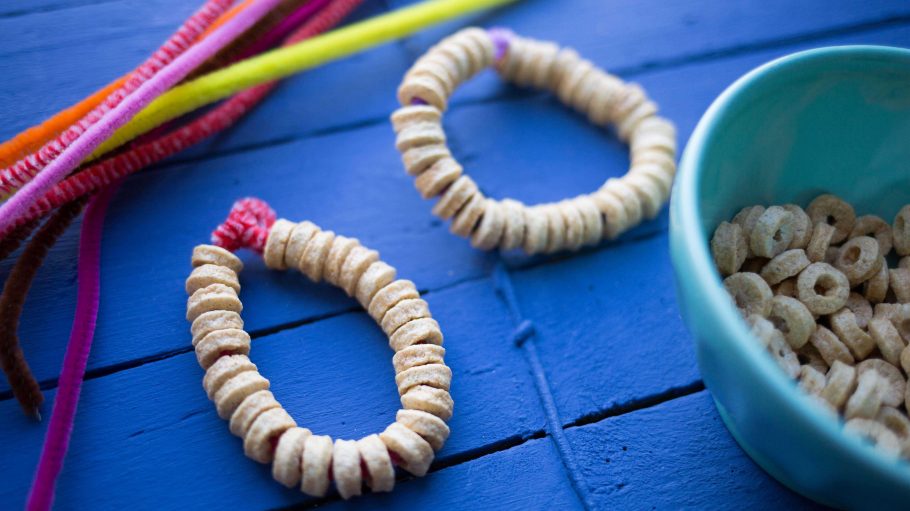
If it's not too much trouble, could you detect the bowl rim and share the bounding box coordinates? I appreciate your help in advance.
[673,44,910,482]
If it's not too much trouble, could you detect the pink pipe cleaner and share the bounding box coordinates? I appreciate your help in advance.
[25,183,119,511]
[0,0,283,235]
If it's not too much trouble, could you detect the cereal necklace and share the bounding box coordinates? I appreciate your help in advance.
[391,27,677,253]
[187,198,453,499]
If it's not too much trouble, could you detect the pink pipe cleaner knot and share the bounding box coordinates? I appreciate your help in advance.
[211,197,276,253]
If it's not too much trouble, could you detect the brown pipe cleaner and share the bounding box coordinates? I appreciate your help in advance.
[0,218,40,262]
[0,198,87,418]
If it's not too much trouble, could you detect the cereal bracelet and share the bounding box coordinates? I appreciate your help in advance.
[186,198,453,500]
[391,27,676,254]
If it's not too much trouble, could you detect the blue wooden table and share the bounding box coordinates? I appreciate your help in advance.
[1,1,907,508]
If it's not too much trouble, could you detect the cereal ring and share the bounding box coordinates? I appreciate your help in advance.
[723,272,773,317]
[521,206,550,254]
[272,427,311,488]
[380,422,434,477]
[203,354,257,400]
[298,230,335,283]
[322,236,360,287]
[243,407,296,464]
[391,105,442,132]
[768,295,815,349]
[807,194,855,244]
[760,249,810,286]
[338,245,379,297]
[283,221,319,269]
[395,363,452,395]
[768,331,800,379]
[749,206,794,258]
[893,205,910,256]
[471,199,506,250]
[868,317,906,367]
[392,344,447,373]
[876,407,910,457]
[263,219,295,271]
[809,326,855,367]
[300,434,333,497]
[557,200,585,250]
[805,222,836,263]
[890,268,910,303]
[396,409,451,451]
[194,328,251,369]
[830,308,875,360]
[711,221,748,276]
[357,434,395,492]
[332,439,363,500]
[401,385,454,420]
[368,280,421,324]
[746,314,777,349]
[229,390,280,437]
[783,205,812,249]
[398,76,448,110]
[355,261,397,310]
[381,298,431,336]
[732,205,765,255]
[432,175,478,220]
[845,293,873,330]
[821,360,857,409]
[796,262,849,315]
[799,365,827,396]
[845,370,885,420]
[845,418,902,457]
[541,204,567,254]
[574,196,604,247]
[395,122,446,152]
[902,346,910,375]
[875,303,900,323]
[851,215,893,256]
[891,305,910,343]
[415,158,463,199]
[834,236,881,286]
[863,259,889,304]
[499,198,528,251]
[192,244,243,274]
[797,343,829,374]
[591,190,627,240]
[191,310,244,346]
[214,371,270,420]
[186,264,240,295]
[389,317,444,352]
[402,144,451,176]
[186,283,242,322]
[857,359,906,408]
[450,193,485,237]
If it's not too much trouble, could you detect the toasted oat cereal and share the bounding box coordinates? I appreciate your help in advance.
[415,157,463,199]
[471,199,506,250]
[711,221,748,276]
[229,390,280,438]
[214,371,270,420]
[893,205,910,256]
[192,244,243,273]
[322,236,360,287]
[203,354,256,400]
[864,259,890,304]
[338,245,380,297]
[761,249,810,285]
[389,317,444,352]
[450,192,485,237]
[191,310,244,346]
[299,230,336,283]
[768,330,800,379]
[807,194,855,244]
[811,326,855,368]
[243,407,296,464]
[845,370,885,420]
[395,363,452,395]
[834,236,882,286]
[272,427,311,488]
[723,272,773,317]
[876,407,910,457]
[392,344,446,373]
[369,280,420,324]
[783,204,812,249]
[830,308,875,360]
[194,328,251,369]
[381,298,431,336]
[432,175,478,220]
[380,422,434,476]
[845,418,902,457]
[263,219,295,270]
[798,343,829,374]
[890,268,910,303]
[283,221,319,269]
[851,215,893,256]
[768,295,815,349]
[397,409,451,451]
[300,434,333,497]
[857,359,906,408]
[186,283,242,322]
[750,206,794,258]
[333,439,363,500]
[821,360,857,410]
[357,434,395,492]
[806,222,836,263]
[186,264,240,295]
[868,317,906,367]
[355,261,397,310]
[845,293,873,330]
[401,385,454,420]
[798,365,827,396]
[796,262,849,315]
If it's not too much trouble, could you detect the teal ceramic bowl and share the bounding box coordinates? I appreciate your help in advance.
[670,46,910,509]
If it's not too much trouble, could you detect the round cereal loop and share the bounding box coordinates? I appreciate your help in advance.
[191,310,244,346]
[272,427,311,488]
[845,418,902,458]
[845,293,873,330]
[760,249,810,286]
[834,236,881,286]
[821,360,857,409]
[301,434,333,497]
[186,264,240,294]
[782,205,812,249]
[393,29,675,253]
[263,219,295,270]
[192,244,243,274]
[381,298,431,337]
[357,434,395,492]
[393,344,447,373]
[851,215,893,256]
[194,328,251,369]
[807,194,855,244]
[395,363,452,395]
[845,370,885,420]
[723,272,773,317]
[298,230,336,283]
[893,205,910,256]
[863,259,889,304]
[283,221,319,269]
[868,317,906,367]
[229,390,280,437]
[332,439,363,500]
[355,261,397,310]
[830,308,875,360]
[369,280,420,324]
[749,206,794,258]
[401,385,454,420]
[214,371,270,420]
[876,407,910,457]
[857,359,906,408]
[891,305,910,343]
[203,354,257,400]
[396,409,451,451]
[796,262,849,315]
[732,205,765,253]
[322,236,360,287]
[380,422,434,477]
[810,326,855,367]
[798,365,827,396]
[890,268,910,303]
[805,222,836,263]
[768,295,815,349]
[902,346,910,375]
[768,331,800,379]
[798,343,829,374]
[186,283,242,322]
[711,221,748,276]
[338,245,379,297]
[746,314,777,349]
[389,317,444,352]
[243,407,296,464]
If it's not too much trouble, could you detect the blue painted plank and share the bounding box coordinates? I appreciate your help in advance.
[0,278,546,509]
[566,390,824,509]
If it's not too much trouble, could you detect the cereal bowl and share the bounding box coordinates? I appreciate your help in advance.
[670,46,910,509]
